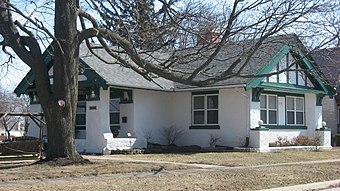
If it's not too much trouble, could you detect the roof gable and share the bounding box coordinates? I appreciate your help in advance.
[246,46,334,95]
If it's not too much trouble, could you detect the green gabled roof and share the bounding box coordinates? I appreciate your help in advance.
[245,44,334,96]
[14,45,108,96]
[14,45,54,96]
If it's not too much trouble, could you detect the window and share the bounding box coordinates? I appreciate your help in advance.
[192,94,218,125]
[110,99,120,131]
[260,95,277,125]
[75,101,86,139]
[286,96,304,125]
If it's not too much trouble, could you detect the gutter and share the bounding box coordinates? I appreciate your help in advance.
[173,84,246,92]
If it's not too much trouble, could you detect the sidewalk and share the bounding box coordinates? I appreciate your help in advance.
[260,179,340,191]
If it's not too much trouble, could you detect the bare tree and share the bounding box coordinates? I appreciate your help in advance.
[0,89,28,140]
[0,0,338,162]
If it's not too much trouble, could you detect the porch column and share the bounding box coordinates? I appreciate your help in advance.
[249,127,270,152]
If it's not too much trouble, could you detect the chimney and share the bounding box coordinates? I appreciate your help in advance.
[197,27,221,45]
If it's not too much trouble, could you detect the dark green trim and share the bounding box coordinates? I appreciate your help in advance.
[14,45,54,96]
[110,87,133,103]
[189,125,220,129]
[258,82,326,94]
[252,87,263,102]
[245,45,335,98]
[316,94,325,106]
[251,127,270,131]
[261,90,304,97]
[246,45,290,90]
[316,127,331,131]
[262,125,307,129]
[192,90,219,95]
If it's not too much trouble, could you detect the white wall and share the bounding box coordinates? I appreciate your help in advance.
[173,88,250,147]
[83,87,112,153]
[305,93,322,135]
[132,89,174,145]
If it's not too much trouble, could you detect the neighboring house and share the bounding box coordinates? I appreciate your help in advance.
[312,48,340,136]
[14,34,334,153]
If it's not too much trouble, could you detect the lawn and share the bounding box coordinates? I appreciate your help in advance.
[0,150,339,191]
[108,149,340,166]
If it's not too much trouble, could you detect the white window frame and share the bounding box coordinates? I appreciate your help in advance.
[286,96,304,125]
[260,94,278,125]
[192,94,218,125]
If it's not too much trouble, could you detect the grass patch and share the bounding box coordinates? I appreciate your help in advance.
[108,149,340,166]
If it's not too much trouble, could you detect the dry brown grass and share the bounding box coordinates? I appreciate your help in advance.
[0,159,190,182]
[0,162,339,191]
[0,150,339,191]
[108,149,340,166]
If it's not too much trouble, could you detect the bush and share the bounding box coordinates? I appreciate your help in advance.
[269,135,320,147]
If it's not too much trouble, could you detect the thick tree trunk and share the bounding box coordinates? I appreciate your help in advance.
[42,0,81,161]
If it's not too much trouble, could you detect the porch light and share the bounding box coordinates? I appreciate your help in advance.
[127,133,131,137]
[33,92,37,102]
[322,121,327,128]
[123,91,130,102]
[90,90,96,99]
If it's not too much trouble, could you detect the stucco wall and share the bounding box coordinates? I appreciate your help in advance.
[132,89,174,145]
[84,88,112,153]
[322,96,337,135]
[173,88,250,147]
[305,94,323,135]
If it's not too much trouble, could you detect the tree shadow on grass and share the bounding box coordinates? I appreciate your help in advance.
[0,162,33,170]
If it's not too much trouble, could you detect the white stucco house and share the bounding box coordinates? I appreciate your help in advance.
[14,34,334,153]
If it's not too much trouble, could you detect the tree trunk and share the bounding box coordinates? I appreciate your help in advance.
[42,0,81,161]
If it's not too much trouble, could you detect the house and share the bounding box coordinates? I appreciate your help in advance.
[14,34,334,153]
[312,48,340,137]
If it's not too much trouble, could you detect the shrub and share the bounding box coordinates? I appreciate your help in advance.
[291,136,315,146]
[160,125,186,145]
[269,135,320,147]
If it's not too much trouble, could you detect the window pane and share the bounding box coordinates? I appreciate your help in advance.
[287,111,295,124]
[296,112,304,124]
[75,129,86,139]
[260,95,266,109]
[260,110,267,124]
[207,96,218,109]
[207,110,218,124]
[76,114,86,125]
[268,96,277,109]
[77,102,86,113]
[296,98,304,111]
[110,100,120,112]
[110,113,120,124]
[194,96,204,109]
[287,97,294,110]
[269,111,277,124]
[194,111,204,124]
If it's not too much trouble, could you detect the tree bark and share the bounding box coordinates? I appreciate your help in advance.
[43,0,81,161]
